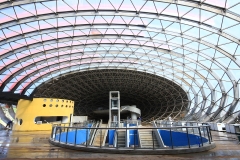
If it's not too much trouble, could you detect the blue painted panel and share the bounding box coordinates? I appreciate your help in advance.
[129,130,139,145]
[159,129,208,147]
[55,129,90,144]
[108,130,115,145]
[123,123,137,127]
[55,128,208,147]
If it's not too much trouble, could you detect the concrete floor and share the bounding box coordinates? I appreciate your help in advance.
[0,130,239,160]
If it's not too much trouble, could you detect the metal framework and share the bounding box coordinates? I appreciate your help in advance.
[34,69,189,121]
[0,0,239,123]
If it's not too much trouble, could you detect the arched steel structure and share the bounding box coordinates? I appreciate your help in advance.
[0,0,239,123]
[33,69,189,121]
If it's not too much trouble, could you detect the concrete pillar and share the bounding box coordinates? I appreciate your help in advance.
[131,112,137,120]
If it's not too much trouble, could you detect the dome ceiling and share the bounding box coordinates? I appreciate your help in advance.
[33,69,189,122]
[0,0,239,122]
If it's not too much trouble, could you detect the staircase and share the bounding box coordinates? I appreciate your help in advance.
[88,121,99,145]
[0,118,7,129]
[116,130,126,147]
[1,107,14,121]
[92,123,108,147]
[0,107,9,127]
[138,129,160,148]
[8,107,16,120]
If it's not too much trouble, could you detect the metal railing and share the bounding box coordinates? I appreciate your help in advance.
[123,120,141,126]
[155,120,199,127]
[52,120,95,128]
[110,120,141,127]
[50,125,213,150]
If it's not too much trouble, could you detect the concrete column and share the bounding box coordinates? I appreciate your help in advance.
[131,112,137,120]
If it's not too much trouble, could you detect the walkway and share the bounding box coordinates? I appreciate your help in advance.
[0,130,239,159]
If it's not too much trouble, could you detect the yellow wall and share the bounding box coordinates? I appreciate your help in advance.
[13,98,74,131]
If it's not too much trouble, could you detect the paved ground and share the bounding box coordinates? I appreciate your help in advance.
[0,130,239,159]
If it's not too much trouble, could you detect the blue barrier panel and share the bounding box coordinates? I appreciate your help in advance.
[123,123,137,127]
[108,130,115,145]
[55,128,208,147]
[129,130,139,145]
[55,129,90,144]
[159,129,208,147]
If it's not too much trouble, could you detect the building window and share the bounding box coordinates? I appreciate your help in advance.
[49,104,52,107]
[43,104,46,107]
[56,105,58,107]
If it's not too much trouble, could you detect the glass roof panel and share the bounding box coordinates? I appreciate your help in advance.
[161,4,178,17]
[35,2,54,15]
[228,3,240,14]
[204,0,226,8]
[0,0,239,122]
[223,24,240,39]
[140,1,157,13]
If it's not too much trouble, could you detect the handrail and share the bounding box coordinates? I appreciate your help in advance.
[153,121,165,147]
[101,119,110,146]
[51,125,211,130]
[52,120,95,127]
[91,119,102,145]
[113,129,117,148]
[89,121,99,145]
[137,128,142,148]
[155,120,200,127]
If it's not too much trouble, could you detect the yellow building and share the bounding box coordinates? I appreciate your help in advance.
[13,98,74,131]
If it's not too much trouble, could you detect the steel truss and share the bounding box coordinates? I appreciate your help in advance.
[33,69,189,122]
[0,0,239,123]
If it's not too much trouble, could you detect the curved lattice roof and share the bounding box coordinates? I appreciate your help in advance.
[0,0,239,123]
[33,69,189,121]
